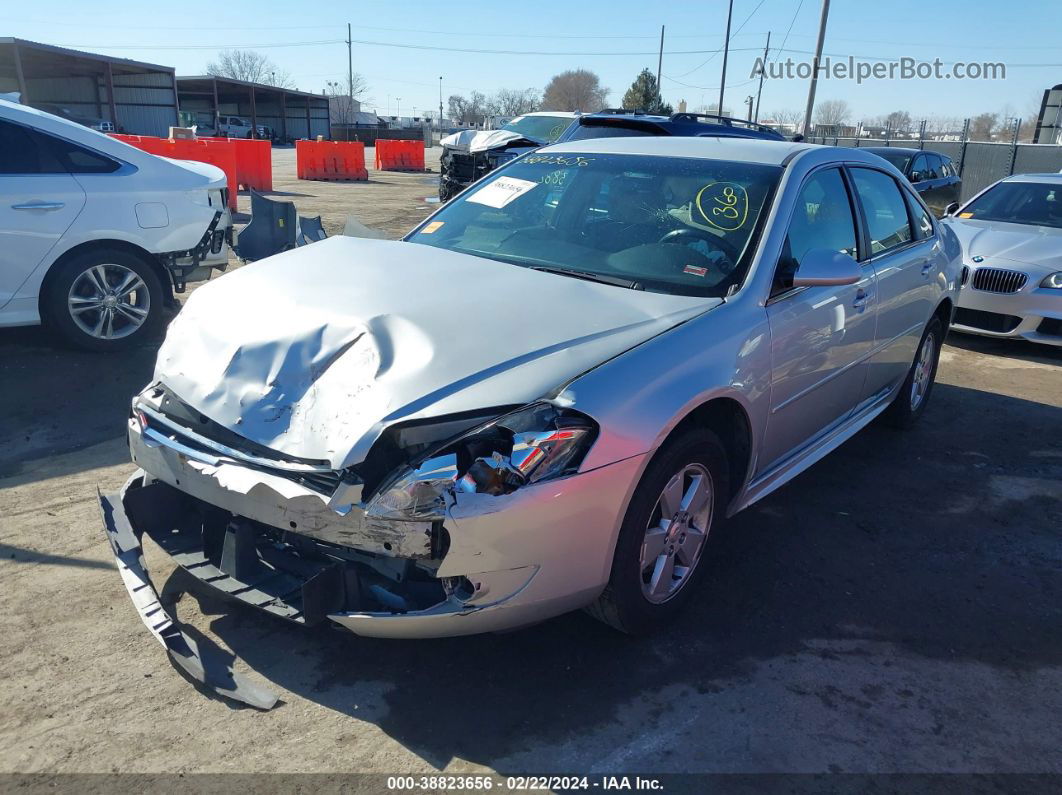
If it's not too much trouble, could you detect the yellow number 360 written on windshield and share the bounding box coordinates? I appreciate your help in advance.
[695,182,749,231]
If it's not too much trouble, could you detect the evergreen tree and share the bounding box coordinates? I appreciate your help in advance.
[621,69,672,115]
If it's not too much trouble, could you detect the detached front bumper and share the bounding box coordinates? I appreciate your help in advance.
[98,480,278,709]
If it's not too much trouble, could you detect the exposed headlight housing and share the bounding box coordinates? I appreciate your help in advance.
[1040,272,1062,289]
[365,403,596,522]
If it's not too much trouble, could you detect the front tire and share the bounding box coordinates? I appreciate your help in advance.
[586,428,730,635]
[42,248,165,351]
[881,317,943,428]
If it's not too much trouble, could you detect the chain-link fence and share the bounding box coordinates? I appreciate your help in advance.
[807,122,1062,202]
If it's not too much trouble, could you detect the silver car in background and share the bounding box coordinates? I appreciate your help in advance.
[101,138,960,704]
[943,173,1062,346]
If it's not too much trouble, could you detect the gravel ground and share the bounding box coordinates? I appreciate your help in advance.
[1,147,1060,783]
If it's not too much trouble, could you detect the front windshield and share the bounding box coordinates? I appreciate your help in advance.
[959,181,1062,229]
[410,153,782,297]
[501,115,574,144]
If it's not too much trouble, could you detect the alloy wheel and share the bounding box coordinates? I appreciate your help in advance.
[640,462,714,604]
[67,263,151,341]
[910,331,937,410]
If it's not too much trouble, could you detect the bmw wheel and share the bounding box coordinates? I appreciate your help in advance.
[43,248,165,351]
[586,428,729,634]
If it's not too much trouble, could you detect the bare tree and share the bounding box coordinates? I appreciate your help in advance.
[884,110,913,134]
[1018,93,1045,141]
[541,69,608,112]
[765,108,804,131]
[485,88,539,117]
[969,112,999,141]
[447,92,489,125]
[207,49,294,88]
[326,76,371,126]
[814,99,851,127]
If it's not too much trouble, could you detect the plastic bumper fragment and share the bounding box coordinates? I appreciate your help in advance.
[98,485,278,710]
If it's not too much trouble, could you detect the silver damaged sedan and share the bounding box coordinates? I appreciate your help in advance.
[102,138,961,692]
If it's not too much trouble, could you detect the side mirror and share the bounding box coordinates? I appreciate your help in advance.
[944,201,960,217]
[791,249,862,288]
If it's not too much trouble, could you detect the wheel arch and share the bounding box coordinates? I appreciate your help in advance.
[649,395,754,506]
[39,239,172,315]
[934,295,954,335]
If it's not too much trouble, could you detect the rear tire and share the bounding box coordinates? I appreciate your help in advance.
[881,317,943,429]
[586,428,730,635]
[41,248,165,352]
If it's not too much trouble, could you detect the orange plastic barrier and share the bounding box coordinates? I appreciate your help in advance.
[109,134,239,210]
[197,137,272,191]
[374,139,425,172]
[295,140,368,181]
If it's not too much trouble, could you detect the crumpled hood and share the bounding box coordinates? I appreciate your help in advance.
[944,218,1062,273]
[155,237,717,469]
[440,128,538,153]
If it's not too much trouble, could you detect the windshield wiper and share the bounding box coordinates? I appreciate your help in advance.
[528,265,641,290]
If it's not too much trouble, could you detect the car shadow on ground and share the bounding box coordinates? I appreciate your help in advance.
[163,382,1062,770]
[946,332,1062,365]
[0,326,160,478]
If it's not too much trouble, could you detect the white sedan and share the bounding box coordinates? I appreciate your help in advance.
[943,173,1062,347]
[0,99,232,350]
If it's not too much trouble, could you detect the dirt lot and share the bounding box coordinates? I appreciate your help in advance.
[1,147,1061,782]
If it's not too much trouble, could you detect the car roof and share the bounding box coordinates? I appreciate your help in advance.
[861,146,922,155]
[544,135,817,165]
[1002,172,1062,185]
[516,111,580,118]
[571,111,786,139]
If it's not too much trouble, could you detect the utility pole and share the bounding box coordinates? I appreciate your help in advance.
[346,23,353,108]
[439,76,443,129]
[745,95,754,121]
[754,31,770,123]
[718,0,734,117]
[802,0,830,138]
[656,25,665,109]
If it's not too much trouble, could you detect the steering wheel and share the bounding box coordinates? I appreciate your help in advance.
[657,227,739,262]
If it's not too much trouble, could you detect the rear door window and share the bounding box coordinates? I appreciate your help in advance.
[850,168,915,255]
[924,153,942,180]
[42,132,121,174]
[909,154,928,182]
[0,120,65,174]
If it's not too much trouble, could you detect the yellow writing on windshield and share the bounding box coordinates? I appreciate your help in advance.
[695,182,749,231]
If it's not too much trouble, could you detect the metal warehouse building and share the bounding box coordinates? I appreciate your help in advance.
[176,76,331,141]
[0,38,178,136]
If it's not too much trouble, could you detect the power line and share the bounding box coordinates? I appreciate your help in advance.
[670,0,769,79]
[58,39,345,50]
[773,0,806,70]
[57,37,768,57]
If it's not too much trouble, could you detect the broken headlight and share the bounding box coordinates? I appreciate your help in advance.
[365,403,596,522]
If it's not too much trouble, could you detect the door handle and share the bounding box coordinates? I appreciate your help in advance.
[852,289,871,311]
[12,201,65,211]
[920,260,933,277]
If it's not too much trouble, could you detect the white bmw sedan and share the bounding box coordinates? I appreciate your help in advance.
[943,173,1062,347]
[0,99,231,350]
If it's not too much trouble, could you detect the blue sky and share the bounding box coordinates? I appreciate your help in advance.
[7,0,1060,123]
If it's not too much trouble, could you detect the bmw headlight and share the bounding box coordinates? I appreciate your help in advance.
[1040,272,1062,289]
[365,403,596,522]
